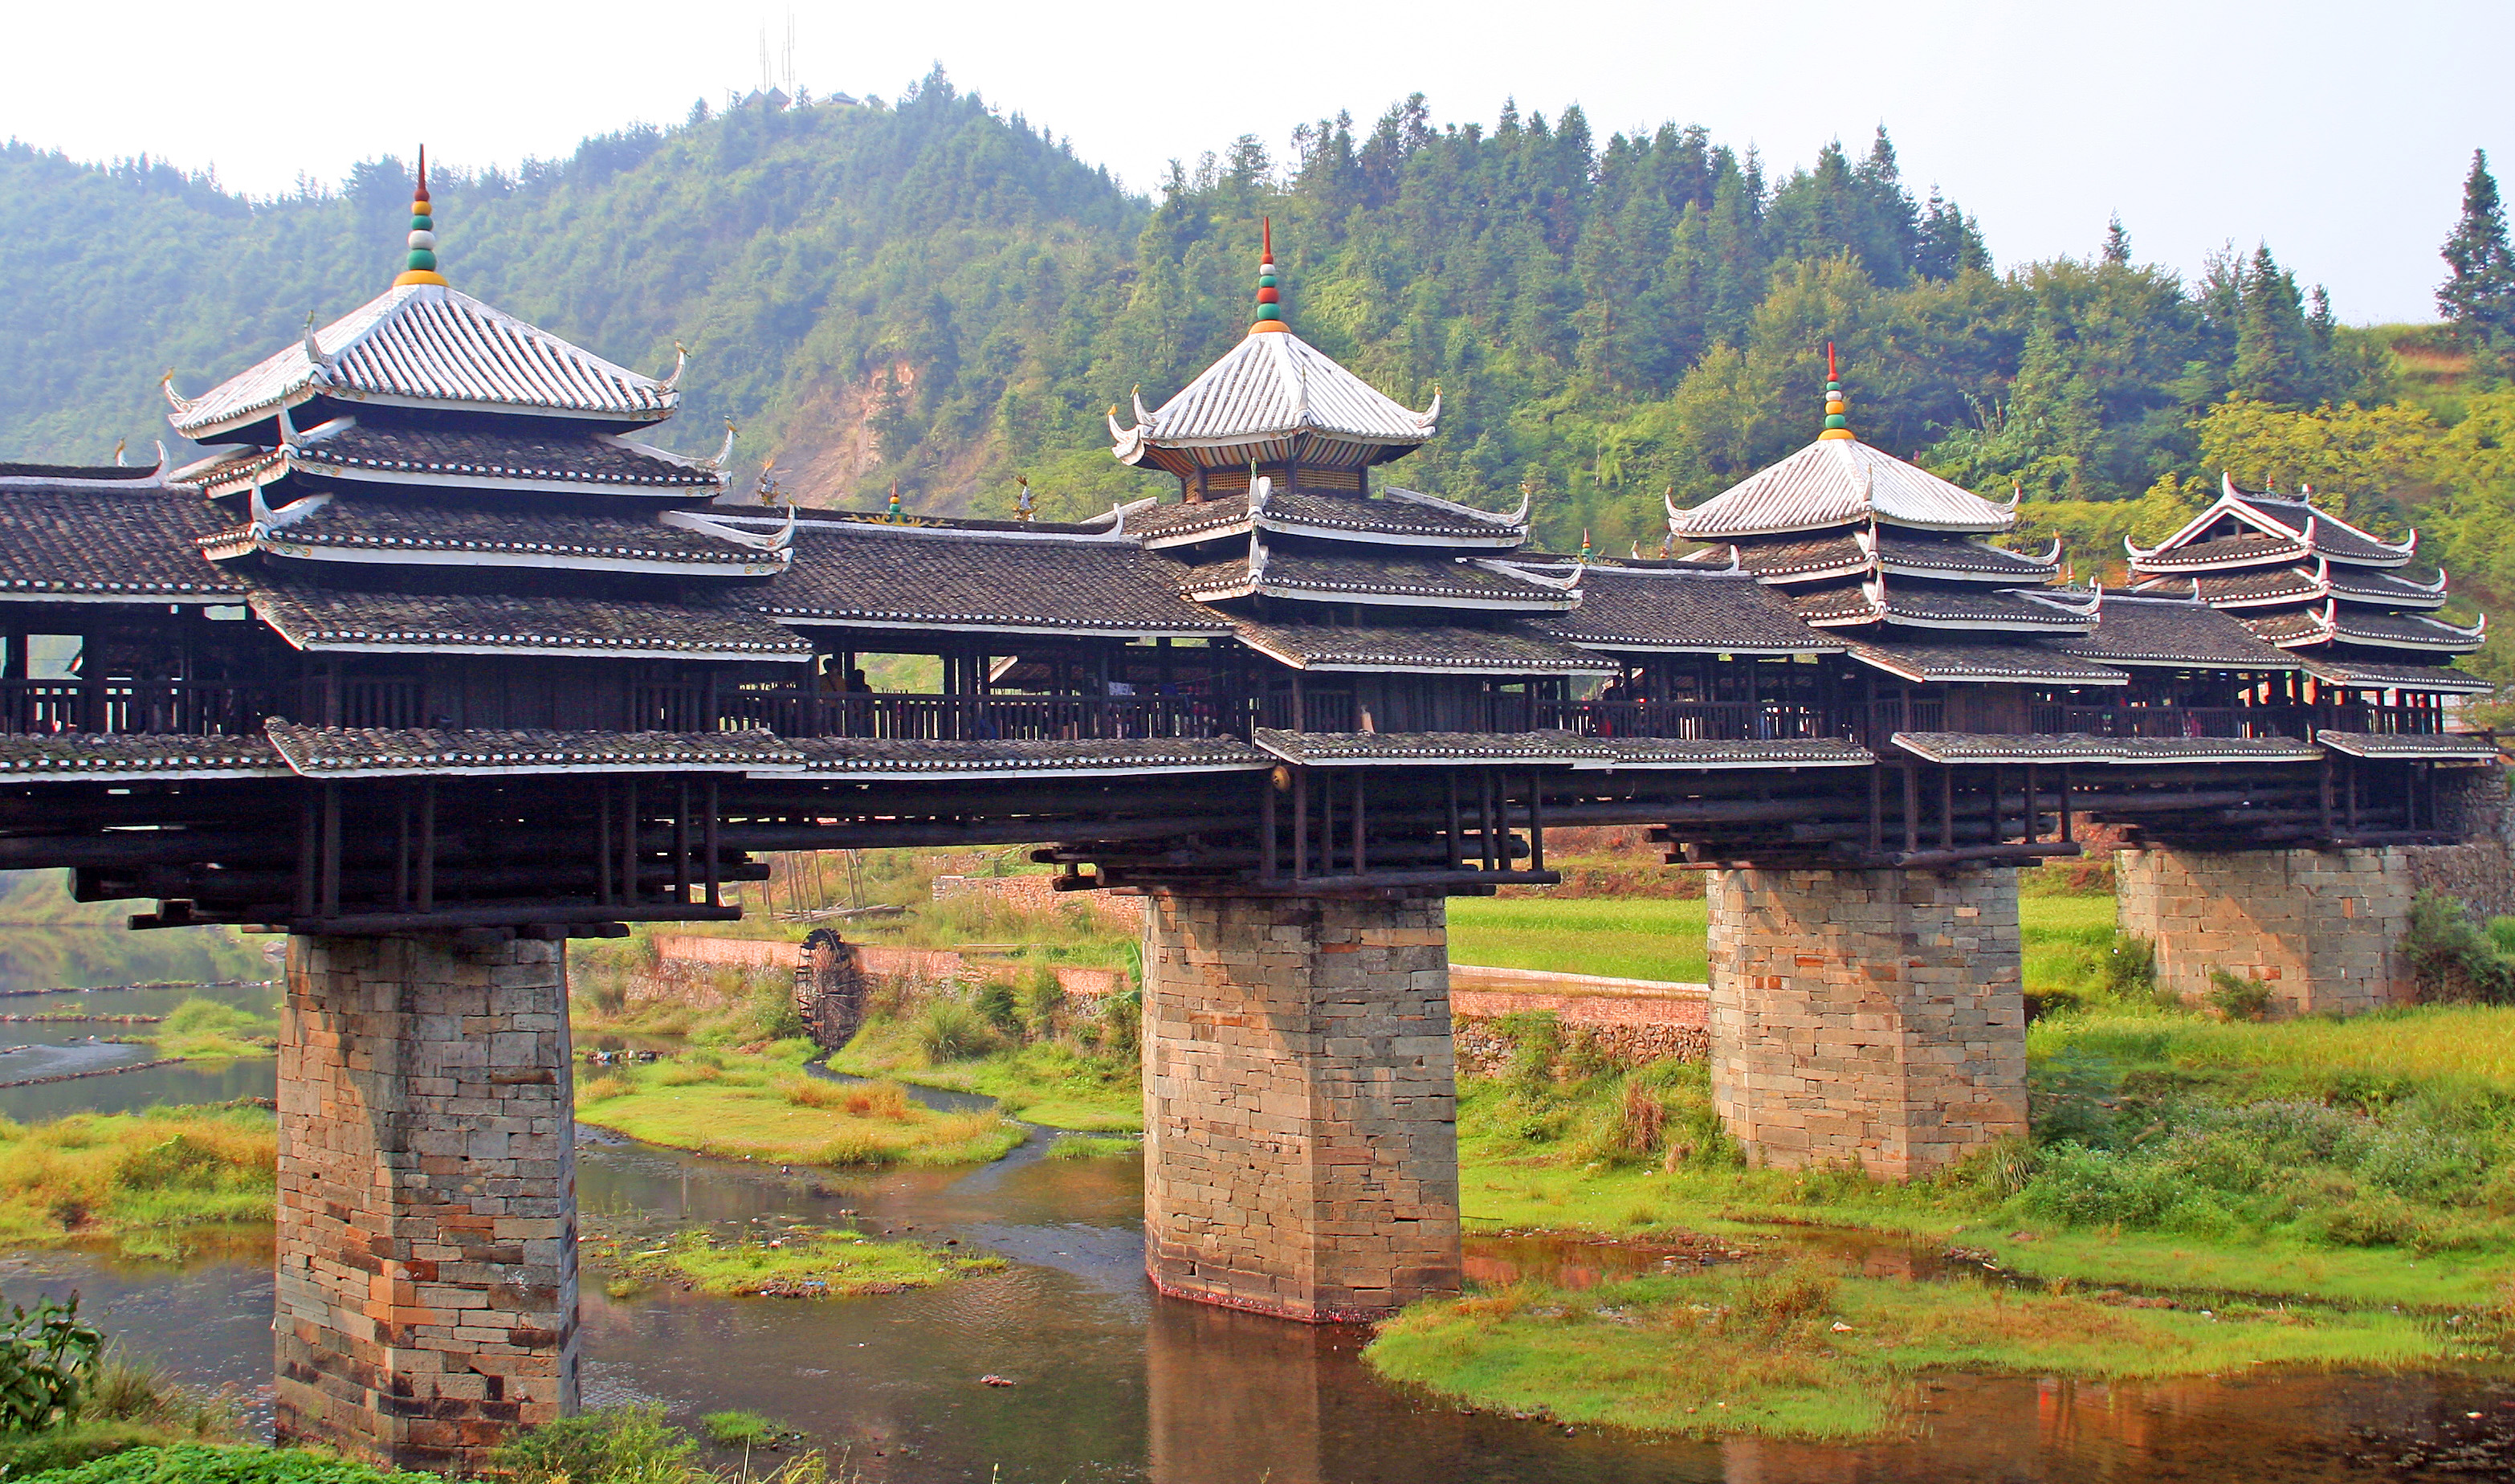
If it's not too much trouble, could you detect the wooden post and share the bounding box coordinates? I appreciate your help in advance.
[1292,768,1309,882]
[1445,773,1462,869]
[596,787,613,906]
[319,783,341,919]
[417,782,436,913]
[393,789,411,908]
[674,781,692,904]
[1260,773,1278,880]
[294,791,316,920]
[1902,764,1919,854]
[1352,772,1367,879]
[703,779,721,907]
[621,782,639,904]
[1527,771,1546,873]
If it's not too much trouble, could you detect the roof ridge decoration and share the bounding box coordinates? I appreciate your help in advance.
[1818,343,1853,442]
[1250,218,1286,335]
[658,505,795,554]
[393,148,449,289]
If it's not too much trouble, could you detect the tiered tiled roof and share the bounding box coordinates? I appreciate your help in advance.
[0,474,245,603]
[2125,477,2480,671]
[1538,566,1843,654]
[265,724,800,777]
[760,524,1231,638]
[1230,620,1612,674]
[2054,597,2303,670]
[0,732,288,781]
[200,496,785,575]
[760,736,1273,779]
[186,420,723,498]
[168,284,680,441]
[247,581,815,662]
[1175,547,1579,612]
[1131,487,1526,550]
[1665,380,2075,652]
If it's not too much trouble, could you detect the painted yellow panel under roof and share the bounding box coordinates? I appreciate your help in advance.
[1669,438,2016,538]
[169,284,678,439]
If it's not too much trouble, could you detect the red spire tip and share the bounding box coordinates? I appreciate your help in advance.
[1262,215,1273,262]
[1826,340,1837,380]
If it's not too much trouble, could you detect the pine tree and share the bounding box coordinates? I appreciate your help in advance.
[2101,214,2130,266]
[2439,149,2515,348]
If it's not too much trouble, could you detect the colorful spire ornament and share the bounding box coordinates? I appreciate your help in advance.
[1817,341,1853,441]
[393,147,449,288]
[1014,474,1035,522]
[1249,217,1286,334]
[885,482,903,521]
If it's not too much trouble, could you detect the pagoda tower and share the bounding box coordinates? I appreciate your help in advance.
[2124,477,2487,715]
[1110,219,1441,501]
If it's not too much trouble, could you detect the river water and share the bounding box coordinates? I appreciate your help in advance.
[3,1065,2512,1480]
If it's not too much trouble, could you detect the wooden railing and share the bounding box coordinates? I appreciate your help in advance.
[0,679,285,737]
[724,690,1239,742]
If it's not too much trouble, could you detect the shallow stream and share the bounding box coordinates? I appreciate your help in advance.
[4,1063,2513,1480]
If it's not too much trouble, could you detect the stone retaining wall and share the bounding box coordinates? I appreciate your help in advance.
[622,933,1123,1014]
[1447,966,1709,1072]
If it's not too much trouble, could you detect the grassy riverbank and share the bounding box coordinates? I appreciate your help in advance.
[149,999,277,1061]
[1368,1262,2459,1441]
[1385,993,2515,1437]
[573,1042,1022,1167]
[828,1022,1141,1131]
[0,1103,274,1258]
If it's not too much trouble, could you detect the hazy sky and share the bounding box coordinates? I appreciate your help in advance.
[6,1,2505,324]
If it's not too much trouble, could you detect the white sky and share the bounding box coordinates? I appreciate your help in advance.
[6,1,2505,325]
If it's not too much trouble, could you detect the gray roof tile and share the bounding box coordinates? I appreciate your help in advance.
[265,724,797,776]
[247,580,813,661]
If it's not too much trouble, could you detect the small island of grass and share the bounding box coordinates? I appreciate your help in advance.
[593,1221,1005,1298]
[573,1042,1022,1167]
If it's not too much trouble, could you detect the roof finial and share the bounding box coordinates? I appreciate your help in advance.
[393,146,449,288]
[1249,218,1286,335]
[1014,473,1035,522]
[886,481,904,522]
[1818,341,1853,441]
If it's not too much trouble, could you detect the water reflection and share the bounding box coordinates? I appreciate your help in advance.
[0,979,280,1119]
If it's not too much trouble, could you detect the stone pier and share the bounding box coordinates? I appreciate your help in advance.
[2116,847,2417,1013]
[1706,867,2027,1180]
[1142,891,1461,1321]
[275,934,579,1471]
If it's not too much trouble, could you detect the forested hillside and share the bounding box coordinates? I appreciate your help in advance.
[4,72,2512,679]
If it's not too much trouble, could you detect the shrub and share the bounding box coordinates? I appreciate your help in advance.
[1096,985,1140,1056]
[2028,1047,2120,1145]
[578,1074,633,1103]
[2404,890,2515,1003]
[491,1404,696,1484]
[1721,1267,1836,1339]
[972,979,1022,1038]
[2206,969,2274,1021]
[1019,966,1066,1040]
[699,1409,781,1446]
[912,1001,993,1062]
[0,1294,103,1431]
[2102,934,2157,1000]
[1490,1012,1563,1099]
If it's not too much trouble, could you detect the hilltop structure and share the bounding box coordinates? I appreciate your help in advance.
[0,198,2496,1470]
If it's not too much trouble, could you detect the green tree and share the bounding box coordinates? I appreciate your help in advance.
[2439,149,2515,353]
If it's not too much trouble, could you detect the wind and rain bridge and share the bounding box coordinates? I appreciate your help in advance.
[0,188,2493,1469]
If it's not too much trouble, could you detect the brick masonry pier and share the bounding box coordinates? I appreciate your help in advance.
[1706,866,2027,1180]
[1142,891,1461,1321]
[275,935,579,1471]
[2116,846,2417,1013]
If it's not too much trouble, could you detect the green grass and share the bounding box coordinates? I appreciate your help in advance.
[829,1021,1143,1131]
[1367,1264,2458,1441]
[2036,1003,2515,1092]
[0,1103,275,1257]
[149,997,277,1061]
[593,1224,1005,1298]
[1449,895,2118,989]
[573,1044,1023,1166]
[1449,897,1710,982]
